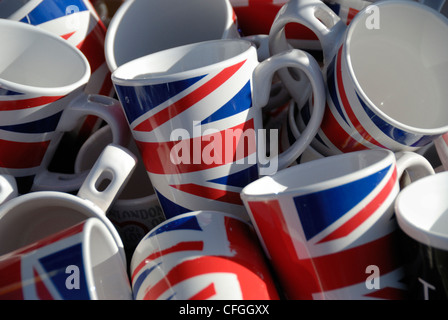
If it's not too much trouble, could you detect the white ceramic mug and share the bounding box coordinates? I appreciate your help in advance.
[395,171,448,299]
[269,0,448,155]
[0,144,137,265]
[105,0,240,71]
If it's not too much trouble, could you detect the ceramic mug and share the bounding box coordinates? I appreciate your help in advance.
[75,125,165,263]
[269,0,448,155]
[241,149,434,299]
[112,39,326,220]
[395,171,448,299]
[0,144,137,266]
[130,210,280,300]
[0,19,130,193]
[105,0,240,72]
[0,0,113,97]
[0,218,132,300]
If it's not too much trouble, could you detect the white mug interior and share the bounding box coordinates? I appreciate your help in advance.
[0,192,124,260]
[346,1,448,131]
[105,0,237,70]
[395,171,448,251]
[0,19,89,90]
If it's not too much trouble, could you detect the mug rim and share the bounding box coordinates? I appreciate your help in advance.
[0,190,126,264]
[0,19,91,96]
[395,171,448,251]
[105,0,237,72]
[344,0,448,135]
[111,39,256,86]
[241,149,395,201]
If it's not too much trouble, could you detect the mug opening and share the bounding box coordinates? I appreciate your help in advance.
[345,0,448,132]
[106,0,234,70]
[0,20,89,93]
[396,171,448,251]
[242,149,393,198]
[112,39,254,85]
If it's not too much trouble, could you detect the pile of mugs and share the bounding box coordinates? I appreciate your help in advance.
[0,0,448,300]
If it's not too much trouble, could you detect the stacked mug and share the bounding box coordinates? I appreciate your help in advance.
[1,0,448,301]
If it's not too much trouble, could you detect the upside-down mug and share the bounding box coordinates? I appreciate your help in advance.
[269,0,448,155]
[112,39,326,221]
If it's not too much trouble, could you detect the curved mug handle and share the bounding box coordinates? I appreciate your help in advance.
[31,92,132,192]
[253,48,326,173]
[269,0,346,106]
[77,143,137,213]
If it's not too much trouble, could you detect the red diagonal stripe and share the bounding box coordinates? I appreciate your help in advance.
[143,255,276,300]
[34,268,54,300]
[170,183,243,205]
[188,283,217,300]
[321,102,369,153]
[364,286,407,299]
[336,46,385,149]
[247,200,405,299]
[134,60,247,132]
[135,119,256,174]
[317,168,397,243]
[0,139,50,169]
[0,96,64,111]
[76,21,106,73]
[131,241,204,282]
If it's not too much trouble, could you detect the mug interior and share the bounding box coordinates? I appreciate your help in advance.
[347,1,448,130]
[0,193,106,255]
[112,39,253,82]
[395,171,448,251]
[0,20,88,89]
[242,149,391,197]
[107,0,234,69]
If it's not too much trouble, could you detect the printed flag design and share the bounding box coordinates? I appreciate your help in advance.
[246,162,408,299]
[0,223,90,300]
[115,58,259,219]
[0,90,66,175]
[15,0,112,139]
[130,213,279,300]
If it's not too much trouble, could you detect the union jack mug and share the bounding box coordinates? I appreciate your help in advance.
[241,149,434,299]
[270,0,448,155]
[0,19,130,193]
[111,38,326,221]
[130,210,280,300]
[0,218,132,300]
[0,144,137,266]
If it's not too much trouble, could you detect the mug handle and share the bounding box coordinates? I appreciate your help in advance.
[77,143,137,213]
[253,48,326,172]
[395,151,435,185]
[31,92,132,192]
[268,0,346,106]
